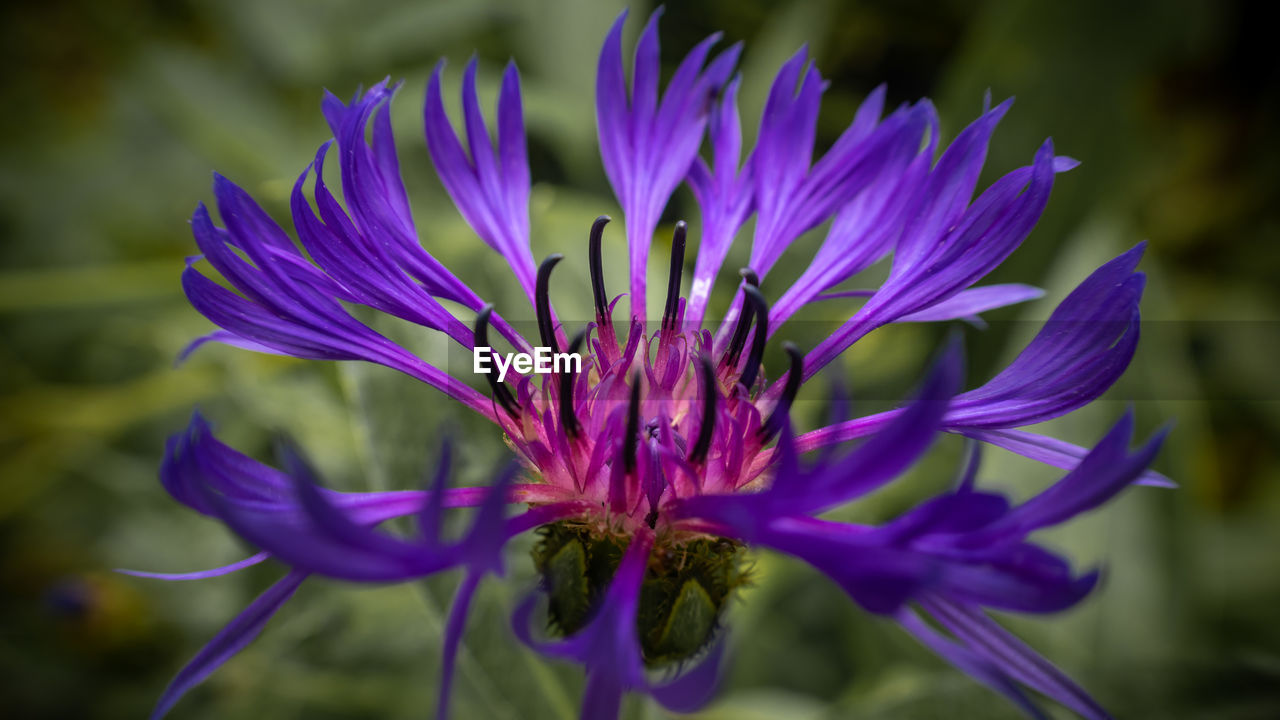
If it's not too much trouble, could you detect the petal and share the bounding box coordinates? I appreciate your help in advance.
[895,284,1044,324]
[749,517,943,614]
[510,532,657,716]
[922,598,1113,720]
[646,639,727,712]
[750,83,932,283]
[116,552,270,581]
[801,139,1072,381]
[939,548,1100,613]
[331,83,484,306]
[768,109,935,329]
[159,416,543,582]
[151,570,308,719]
[976,413,1169,536]
[947,246,1147,428]
[294,145,469,337]
[685,74,752,329]
[962,427,1174,488]
[177,329,286,364]
[424,60,537,299]
[678,337,961,525]
[896,607,1049,720]
[777,336,961,513]
[597,8,733,321]
[892,98,1013,276]
[186,183,495,417]
[435,572,483,720]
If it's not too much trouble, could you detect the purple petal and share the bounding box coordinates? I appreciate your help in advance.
[330,83,481,306]
[946,246,1147,428]
[597,9,733,321]
[185,186,496,417]
[686,74,752,329]
[974,413,1169,536]
[177,330,285,364]
[749,517,943,614]
[580,669,626,720]
[922,598,1113,720]
[680,337,960,526]
[424,59,536,300]
[939,550,1100,613]
[116,552,270,581]
[749,84,933,284]
[801,138,1073,382]
[647,639,727,712]
[151,570,307,719]
[896,607,1049,720]
[510,532,656,717]
[779,337,961,513]
[769,107,936,329]
[159,416,544,583]
[596,11,632,203]
[868,491,1010,545]
[896,284,1044,324]
[892,99,1013,276]
[962,427,1174,488]
[294,146,471,340]
[436,572,483,720]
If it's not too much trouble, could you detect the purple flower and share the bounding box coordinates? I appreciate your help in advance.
[133,8,1168,719]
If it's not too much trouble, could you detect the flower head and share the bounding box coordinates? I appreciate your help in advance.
[132,8,1167,719]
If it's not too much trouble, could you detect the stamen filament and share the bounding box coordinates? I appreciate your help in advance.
[724,269,759,367]
[689,355,718,464]
[588,216,611,322]
[560,329,588,437]
[535,254,563,354]
[623,371,642,473]
[761,342,804,440]
[662,221,687,331]
[473,305,519,418]
[738,285,769,390]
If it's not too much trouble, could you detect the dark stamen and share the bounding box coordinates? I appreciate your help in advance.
[559,328,588,438]
[738,285,769,390]
[645,509,659,529]
[473,305,519,418]
[761,342,804,441]
[724,269,760,366]
[535,254,563,353]
[689,355,718,464]
[662,221,687,331]
[588,216,611,321]
[623,371,642,473]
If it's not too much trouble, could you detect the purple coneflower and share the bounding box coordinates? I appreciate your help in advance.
[133,8,1168,719]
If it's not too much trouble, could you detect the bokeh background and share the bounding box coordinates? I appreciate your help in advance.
[2,0,1278,717]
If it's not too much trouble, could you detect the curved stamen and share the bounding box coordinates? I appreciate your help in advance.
[738,285,770,390]
[473,305,519,418]
[662,221,687,331]
[559,328,588,438]
[535,254,563,353]
[761,342,804,441]
[689,355,718,464]
[724,268,760,366]
[588,216,611,322]
[623,371,642,473]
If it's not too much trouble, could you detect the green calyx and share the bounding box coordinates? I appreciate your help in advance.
[531,521,748,668]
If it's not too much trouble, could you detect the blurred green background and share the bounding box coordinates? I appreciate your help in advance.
[2,0,1278,717]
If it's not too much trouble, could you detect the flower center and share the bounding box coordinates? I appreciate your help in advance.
[532,520,748,667]
[473,218,806,526]
[475,217,806,661]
